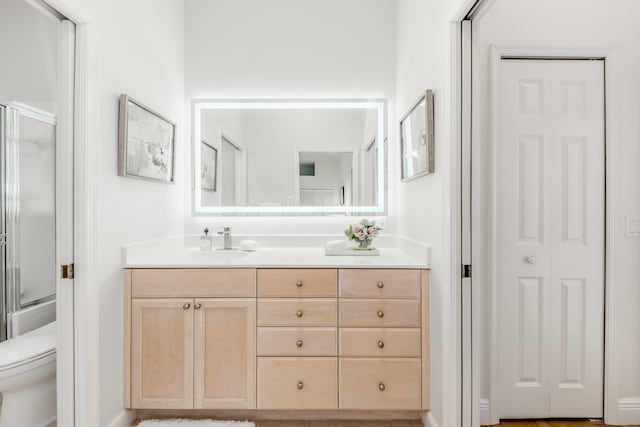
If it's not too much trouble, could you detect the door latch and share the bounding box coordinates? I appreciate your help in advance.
[462,264,472,279]
[61,263,74,279]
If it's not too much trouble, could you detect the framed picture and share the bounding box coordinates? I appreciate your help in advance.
[201,140,218,191]
[400,89,434,181]
[118,94,176,183]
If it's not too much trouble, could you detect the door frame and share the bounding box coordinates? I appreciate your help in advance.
[482,45,620,425]
[293,148,358,207]
[36,0,101,425]
[490,50,617,424]
[450,2,623,425]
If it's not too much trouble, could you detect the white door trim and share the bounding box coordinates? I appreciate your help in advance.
[448,16,465,427]
[486,45,620,424]
[39,0,101,425]
[56,18,76,427]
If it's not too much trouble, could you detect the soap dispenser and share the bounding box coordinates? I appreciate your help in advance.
[200,227,213,251]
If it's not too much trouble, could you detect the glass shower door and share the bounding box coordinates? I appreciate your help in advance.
[5,108,57,313]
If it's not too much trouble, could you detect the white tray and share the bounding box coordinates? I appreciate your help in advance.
[325,247,380,256]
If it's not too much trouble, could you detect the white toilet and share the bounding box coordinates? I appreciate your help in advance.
[0,321,56,427]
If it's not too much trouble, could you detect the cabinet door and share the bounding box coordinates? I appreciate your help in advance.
[194,298,256,409]
[131,298,194,409]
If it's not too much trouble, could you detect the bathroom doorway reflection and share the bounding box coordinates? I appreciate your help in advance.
[1,0,77,425]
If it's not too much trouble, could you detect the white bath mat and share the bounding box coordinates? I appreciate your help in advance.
[137,420,255,427]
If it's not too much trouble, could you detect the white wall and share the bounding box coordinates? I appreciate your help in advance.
[472,0,640,424]
[184,0,396,233]
[200,109,247,206]
[69,0,186,425]
[395,1,454,426]
[0,0,59,113]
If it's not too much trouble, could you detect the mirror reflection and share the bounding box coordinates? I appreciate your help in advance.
[194,101,385,213]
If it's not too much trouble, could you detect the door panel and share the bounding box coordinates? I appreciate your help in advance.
[194,298,256,409]
[17,114,56,307]
[131,298,194,409]
[497,59,604,418]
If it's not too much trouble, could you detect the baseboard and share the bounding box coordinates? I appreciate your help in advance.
[108,409,137,427]
[136,409,420,421]
[421,411,439,427]
[480,399,493,426]
[618,398,640,425]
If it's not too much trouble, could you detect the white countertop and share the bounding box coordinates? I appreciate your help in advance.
[124,244,429,269]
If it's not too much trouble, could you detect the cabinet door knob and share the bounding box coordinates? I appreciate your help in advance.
[194,303,202,310]
[297,381,304,390]
[296,340,304,348]
[296,280,304,287]
[377,281,384,289]
[183,303,191,310]
[378,382,386,391]
[377,310,384,318]
[296,310,304,318]
[377,340,385,349]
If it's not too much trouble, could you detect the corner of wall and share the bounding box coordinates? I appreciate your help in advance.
[108,409,136,427]
[421,410,439,427]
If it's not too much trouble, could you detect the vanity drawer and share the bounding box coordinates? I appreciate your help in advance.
[258,269,337,297]
[339,358,421,410]
[339,328,421,357]
[339,299,420,328]
[257,357,338,409]
[339,269,420,299]
[131,269,256,298]
[258,327,337,356]
[258,299,337,326]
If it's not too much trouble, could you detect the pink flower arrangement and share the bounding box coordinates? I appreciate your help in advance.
[345,219,382,248]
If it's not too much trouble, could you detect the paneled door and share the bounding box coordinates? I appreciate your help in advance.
[131,298,194,409]
[194,298,256,409]
[496,59,604,418]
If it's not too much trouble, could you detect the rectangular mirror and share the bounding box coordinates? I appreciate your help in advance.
[193,99,386,214]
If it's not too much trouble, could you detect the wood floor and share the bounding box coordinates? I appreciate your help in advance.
[132,420,640,427]
[133,421,422,427]
[487,421,639,427]
[254,422,423,427]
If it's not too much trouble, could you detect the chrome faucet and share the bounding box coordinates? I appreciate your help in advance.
[217,227,233,250]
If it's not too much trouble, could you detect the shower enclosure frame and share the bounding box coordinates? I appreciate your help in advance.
[0,99,57,342]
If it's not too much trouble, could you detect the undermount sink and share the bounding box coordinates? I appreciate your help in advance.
[189,249,249,262]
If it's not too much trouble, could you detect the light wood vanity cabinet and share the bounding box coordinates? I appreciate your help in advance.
[125,269,256,410]
[124,267,429,413]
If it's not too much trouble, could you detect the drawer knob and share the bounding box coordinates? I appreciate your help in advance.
[194,303,202,310]
[377,340,385,349]
[377,310,384,318]
[296,340,304,348]
[297,381,304,390]
[378,382,386,391]
[377,281,384,289]
[296,280,304,287]
[296,310,304,318]
[183,303,191,310]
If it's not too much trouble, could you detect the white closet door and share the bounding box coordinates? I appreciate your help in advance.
[497,59,604,419]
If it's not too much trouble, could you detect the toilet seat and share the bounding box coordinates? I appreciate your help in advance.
[0,322,56,372]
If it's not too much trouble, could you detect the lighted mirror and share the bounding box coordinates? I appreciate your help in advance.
[193,100,386,214]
